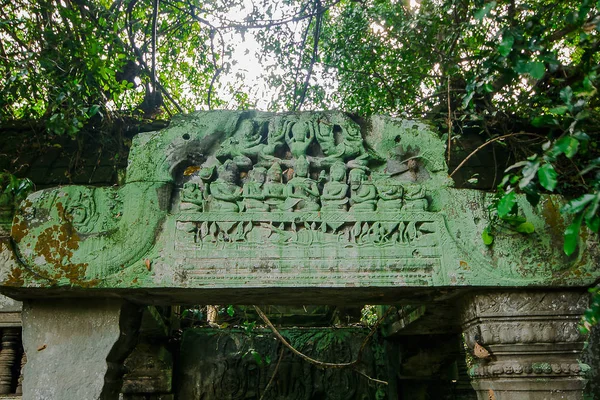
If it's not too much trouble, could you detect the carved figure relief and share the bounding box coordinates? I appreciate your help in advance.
[349,169,376,212]
[284,156,320,212]
[321,161,349,211]
[263,163,286,211]
[179,113,430,216]
[243,167,269,212]
[208,160,243,212]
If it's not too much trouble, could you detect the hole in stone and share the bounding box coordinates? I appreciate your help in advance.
[182,133,190,140]
[394,135,401,143]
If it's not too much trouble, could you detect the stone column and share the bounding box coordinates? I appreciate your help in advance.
[0,327,20,394]
[22,299,142,400]
[461,291,589,400]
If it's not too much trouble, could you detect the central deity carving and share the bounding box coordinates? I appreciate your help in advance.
[181,114,428,214]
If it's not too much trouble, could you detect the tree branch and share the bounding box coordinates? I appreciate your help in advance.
[258,346,284,400]
[151,0,159,92]
[126,0,183,114]
[296,0,322,111]
[449,132,546,178]
[253,304,391,386]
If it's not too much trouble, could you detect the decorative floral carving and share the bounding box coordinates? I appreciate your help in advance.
[461,291,589,398]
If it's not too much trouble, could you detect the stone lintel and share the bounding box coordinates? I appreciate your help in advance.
[0,112,597,301]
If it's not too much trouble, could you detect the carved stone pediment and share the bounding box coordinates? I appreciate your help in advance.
[0,111,598,302]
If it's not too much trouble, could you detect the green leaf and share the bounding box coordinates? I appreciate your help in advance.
[537,163,558,191]
[531,115,557,127]
[564,214,583,256]
[527,62,545,79]
[482,226,494,245]
[586,215,600,233]
[497,192,517,218]
[548,106,569,115]
[501,215,526,225]
[226,305,235,317]
[515,221,535,234]
[560,86,573,104]
[523,183,541,207]
[88,104,101,117]
[498,34,514,57]
[518,161,540,189]
[562,194,596,214]
[250,350,263,366]
[474,1,496,20]
[583,76,596,92]
[552,136,579,159]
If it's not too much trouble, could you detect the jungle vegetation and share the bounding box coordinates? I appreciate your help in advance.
[1,0,599,328]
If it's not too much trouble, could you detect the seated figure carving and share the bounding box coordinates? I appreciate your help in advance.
[243,167,269,212]
[375,177,404,211]
[263,163,286,211]
[207,160,242,212]
[284,156,320,212]
[349,168,376,212]
[403,184,428,211]
[181,182,204,211]
[321,161,349,211]
[181,165,215,212]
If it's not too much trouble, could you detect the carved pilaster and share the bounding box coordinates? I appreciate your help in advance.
[0,327,20,394]
[15,351,25,395]
[461,291,589,400]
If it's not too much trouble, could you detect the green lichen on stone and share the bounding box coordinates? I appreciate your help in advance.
[0,111,598,298]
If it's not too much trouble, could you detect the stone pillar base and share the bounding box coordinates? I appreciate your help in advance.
[471,378,587,400]
[22,299,142,400]
[461,291,589,400]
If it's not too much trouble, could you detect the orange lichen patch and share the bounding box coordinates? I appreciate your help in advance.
[183,165,201,176]
[31,202,93,285]
[10,215,28,243]
[10,199,33,243]
[5,267,24,287]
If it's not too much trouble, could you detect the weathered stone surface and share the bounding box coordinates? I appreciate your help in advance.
[121,307,172,397]
[461,291,589,400]
[581,324,600,399]
[1,111,598,303]
[0,295,21,328]
[22,299,141,400]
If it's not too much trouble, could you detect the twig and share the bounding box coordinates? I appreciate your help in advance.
[491,144,498,188]
[151,0,159,92]
[449,132,545,178]
[259,346,285,400]
[292,13,313,111]
[353,369,389,385]
[212,0,341,30]
[296,0,322,110]
[254,305,353,368]
[126,0,183,114]
[446,76,452,163]
[253,304,391,386]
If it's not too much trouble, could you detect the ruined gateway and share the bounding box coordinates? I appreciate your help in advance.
[0,111,598,399]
